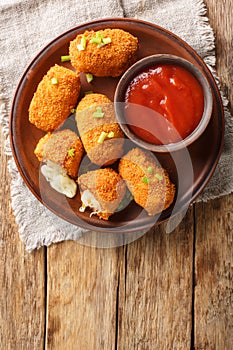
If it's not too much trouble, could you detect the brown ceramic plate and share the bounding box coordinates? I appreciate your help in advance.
[10,18,224,233]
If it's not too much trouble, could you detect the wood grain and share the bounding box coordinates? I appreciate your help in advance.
[195,197,233,349]
[46,241,122,349]
[205,0,233,103]
[117,209,194,350]
[45,210,194,350]
[44,1,233,349]
[0,130,45,350]
[194,0,233,349]
[0,1,232,349]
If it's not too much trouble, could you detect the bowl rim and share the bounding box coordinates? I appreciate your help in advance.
[114,53,214,153]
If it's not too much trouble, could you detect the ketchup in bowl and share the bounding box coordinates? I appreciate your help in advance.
[124,63,204,145]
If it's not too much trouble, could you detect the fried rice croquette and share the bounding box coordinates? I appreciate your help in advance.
[118,148,175,216]
[76,93,124,166]
[34,129,84,198]
[78,168,126,220]
[69,28,138,77]
[29,64,81,132]
[34,129,84,179]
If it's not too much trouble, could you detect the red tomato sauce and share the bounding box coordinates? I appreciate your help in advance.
[124,64,204,145]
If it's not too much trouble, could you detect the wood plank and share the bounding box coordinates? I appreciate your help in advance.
[0,130,45,350]
[117,209,194,349]
[205,0,233,96]
[194,197,233,349]
[46,241,122,349]
[194,1,233,348]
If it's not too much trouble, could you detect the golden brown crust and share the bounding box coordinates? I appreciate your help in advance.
[78,168,126,220]
[69,28,138,77]
[76,93,116,134]
[81,126,124,166]
[76,93,124,166]
[29,64,81,131]
[34,129,84,178]
[64,138,84,178]
[76,93,111,112]
[118,148,176,215]
[34,133,52,162]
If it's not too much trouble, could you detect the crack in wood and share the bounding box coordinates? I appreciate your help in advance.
[115,268,120,350]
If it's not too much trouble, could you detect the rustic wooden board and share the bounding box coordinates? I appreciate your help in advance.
[46,241,122,349]
[194,0,233,348]
[45,1,233,349]
[117,209,194,349]
[0,130,45,350]
[195,197,233,349]
[1,0,232,349]
[45,208,194,349]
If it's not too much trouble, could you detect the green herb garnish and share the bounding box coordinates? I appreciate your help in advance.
[90,31,103,44]
[67,148,75,157]
[97,37,112,48]
[90,31,112,48]
[147,166,153,175]
[155,173,163,181]
[142,175,150,184]
[61,55,70,62]
[102,37,112,45]
[77,35,87,51]
[92,106,104,118]
[86,73,93,83]
[97,131,107,144]
[51,77,58,85]
[107,131,115,138]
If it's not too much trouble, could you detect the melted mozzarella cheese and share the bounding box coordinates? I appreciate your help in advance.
[41,161,77,198]
[79,190,102,213]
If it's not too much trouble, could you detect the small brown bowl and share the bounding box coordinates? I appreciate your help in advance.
[114,54,213,152]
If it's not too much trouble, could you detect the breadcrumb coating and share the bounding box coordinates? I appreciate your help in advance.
[29,64,81,131]
[69,28,138,77]
[78,168,126,220]
[76,93,124,165]
[34,129,84,178]
[34,133,51,162]
[118,148,175,216]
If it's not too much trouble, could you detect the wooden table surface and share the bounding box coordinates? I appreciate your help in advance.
[1,1,232,349]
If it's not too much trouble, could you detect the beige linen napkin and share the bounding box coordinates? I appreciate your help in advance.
[0,0,232,252]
